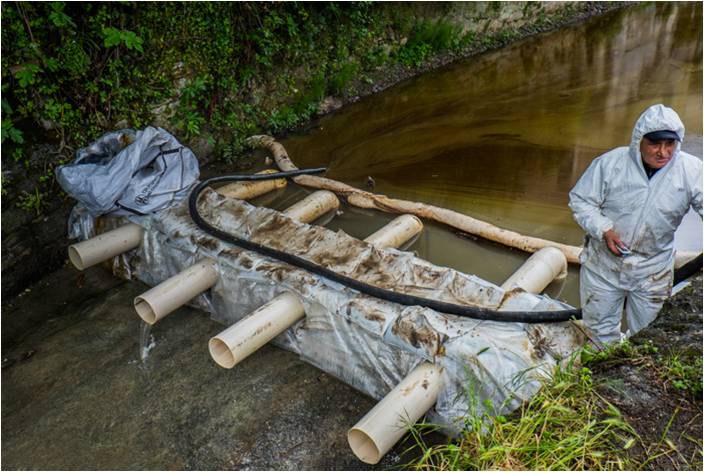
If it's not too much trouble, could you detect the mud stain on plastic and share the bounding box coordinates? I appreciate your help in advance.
[195,236,220,252]
[400,379,419,396]
[363,309,386,326]
[112,258,132,281]
[411,265,443,287]
[499,287,527,307]
[390,314,446,356]
[234,252,253,270]
[354,259,393,287]
[524,325,559,360]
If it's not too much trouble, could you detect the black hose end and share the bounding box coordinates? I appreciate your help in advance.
[674,253,703,285]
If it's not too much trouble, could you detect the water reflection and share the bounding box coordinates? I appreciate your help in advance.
[278,3,702,305]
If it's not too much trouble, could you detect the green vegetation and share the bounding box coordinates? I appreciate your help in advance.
[1,1,596,215]
[397,19,467,67]
[661,351,703,398]
[16,188,46,216]
[2,2,387,162]
[583,339,703,399]
[406,340,703,470]
[408,354,638,470]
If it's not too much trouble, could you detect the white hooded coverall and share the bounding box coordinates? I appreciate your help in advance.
[569,104,702,344]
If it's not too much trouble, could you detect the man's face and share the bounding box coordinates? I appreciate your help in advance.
[640,137,677,169]
[640,138,677,169]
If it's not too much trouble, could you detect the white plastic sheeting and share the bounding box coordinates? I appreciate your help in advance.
[71,187,586,432]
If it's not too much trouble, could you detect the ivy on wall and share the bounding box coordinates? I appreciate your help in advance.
[1,1,587,215]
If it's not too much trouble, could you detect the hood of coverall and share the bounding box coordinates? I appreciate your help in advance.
[628,104,685,168]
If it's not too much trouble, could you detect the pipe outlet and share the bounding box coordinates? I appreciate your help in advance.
[348,362,442,464]
[501,246,567,294]
[134,259,219,325]
[208,211,427,370]
[68,223,144,271]
[364,214,423,250]
[282,190,340,224]
[209,292,305,368]
[217,169,287,200]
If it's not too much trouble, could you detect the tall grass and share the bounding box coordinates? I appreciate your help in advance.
[406,355,639,470]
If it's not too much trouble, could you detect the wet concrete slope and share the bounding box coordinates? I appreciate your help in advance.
[1,266,401,470]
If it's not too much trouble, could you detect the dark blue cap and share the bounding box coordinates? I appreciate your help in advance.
[644,130,680,142]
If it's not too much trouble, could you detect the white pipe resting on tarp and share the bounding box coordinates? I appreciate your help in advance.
[501,247,568,293]
[208,191,338,369]
[133,189,335,326]
[68,223,144,270]
[347,242,572,464]
[69,187,587,447]
[134,259,219,325]
[348,362,442,464]
[209,212,424,369]
[217,169,287,200]
[209,292,305,368]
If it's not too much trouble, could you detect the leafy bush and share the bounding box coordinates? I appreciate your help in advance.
[1,2,394,163]
[397,19,463,66]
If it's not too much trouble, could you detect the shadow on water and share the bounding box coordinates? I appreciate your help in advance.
[272,3,702,306]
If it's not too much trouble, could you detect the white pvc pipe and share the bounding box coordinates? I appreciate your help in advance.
[134,259,219,325]
[209,292,305,368]
[501,246,567,294]
[364,215,423,250]
[282,190,340,223]
[217,169,287,200]
[348,362,443,464]
[68,223,144,271]
[208,212,425,369]
[345,238,563,465]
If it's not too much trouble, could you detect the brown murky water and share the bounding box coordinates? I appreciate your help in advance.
[263,3,703,306]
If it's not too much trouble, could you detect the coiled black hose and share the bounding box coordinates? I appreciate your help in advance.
[188,169,702,323]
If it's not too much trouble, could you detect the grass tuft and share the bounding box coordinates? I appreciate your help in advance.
[406,353,640,471]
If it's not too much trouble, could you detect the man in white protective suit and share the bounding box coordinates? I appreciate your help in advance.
[569,104,702,344]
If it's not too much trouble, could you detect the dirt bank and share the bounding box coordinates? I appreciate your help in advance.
[592,275,703,470]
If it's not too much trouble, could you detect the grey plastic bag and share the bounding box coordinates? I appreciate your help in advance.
[57,126,200,216]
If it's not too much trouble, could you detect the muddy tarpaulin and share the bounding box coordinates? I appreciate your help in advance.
[70,187,586,433]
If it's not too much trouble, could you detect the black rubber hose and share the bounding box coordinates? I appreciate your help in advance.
[674,253,703,284]
[188,169,701,323]
[188,169,582,323]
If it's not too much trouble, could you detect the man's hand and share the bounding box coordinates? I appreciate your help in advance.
[603,229,629,256]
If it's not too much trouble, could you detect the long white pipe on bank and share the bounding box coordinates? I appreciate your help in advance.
[209,213,424,369]
[134,259,219,325]
[68,223,144,271]
[501,246,567,294]
[348,362,443,464]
